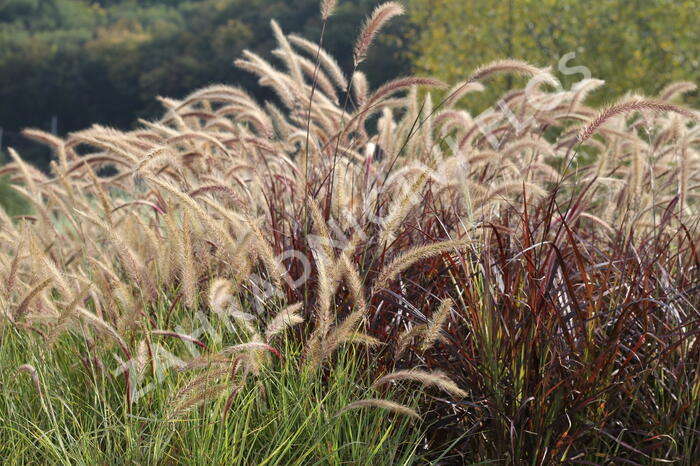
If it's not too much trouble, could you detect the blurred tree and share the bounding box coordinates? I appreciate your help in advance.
[0,0,408,168]
[407,0,700,111]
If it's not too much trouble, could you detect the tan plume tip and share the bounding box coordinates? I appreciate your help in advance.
[265,303,305,341]
[365,77,447,110]
[171,382,232,418]
[420,298,452,351]
[353,2,405,66]
[15,278,52,321]
[658,81,698,101]
[221,342,283,359]
[578,97,699,142]
[373,239,468,292]
[20,129,67,166]
[288,34,348,89]
[208,278,234,315]
[337,398,419,419]
[379,173,428,246]
[445,81,485,107]
[469,59,546,83]
[321,0,337,19]
[373,369,467,398]
[352,71,369,106]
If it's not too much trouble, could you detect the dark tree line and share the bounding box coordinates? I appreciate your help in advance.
[0,0,410,167]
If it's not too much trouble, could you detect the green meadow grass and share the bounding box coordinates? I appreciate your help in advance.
[0,303,426,465]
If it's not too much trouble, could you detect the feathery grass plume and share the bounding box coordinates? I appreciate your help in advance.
[0,295,11,322]
[188,184,246,208]
[49,282,92,344]
[395,325,426,358]
[6,148,41,200]
[330,159,352,216]
[343,77,446,144]
[178,354,233,371]
[208,278,234,315]
[486,181,547,203]
[77,308,130,357]
[171,382,233,418]
[627,143,644,205]
[352,71,369,107]
[444,81,485,107]
[179,211,198,307]
[434,109,473,136]
[337,399,419,419]
[468,59,547,83]
[85,163,114,227]
[114,283,141,333]
[578,98,699,142]
[265,302,304,341]
[379,173,428,245]
[48,159,77,203]
[678,130,691,214]
[235,51,296,108]
[334,327,380,348]
[21,128,69,170]
[25,231,49,280]
[330,259,372,346]
[248,219,284,289]
[17,364,43,402]
[579,212,615,236]
[288,34,348,89]
[166,131,232,158]
[308,246,336,356]
[173,367,236,399]
[270,20,304,86]
[145,176,212,226]
[502,137,554,160]
[373,239,468,292]
[658,81,698,101]
[566,78,606,109]
[14,278,52,321]
[321,0,337,20]
[305,333,325,370]
[181,343,280,373]
[339,253,367,315]
[292,52,339,103]
[364,77,447,111]
[3,244,21,295]
[161,210,180,285]
[90,214,154,299]
[134,339,151,383]
[373,369,466,398]
[353,2,405,67]
[307,196,335,259]
[220,342,282,358]
[420,298,452,351]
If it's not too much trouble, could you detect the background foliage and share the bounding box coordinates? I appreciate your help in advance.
[0,0,410,167]
[407,0,700,110]
[2,0,700,164]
